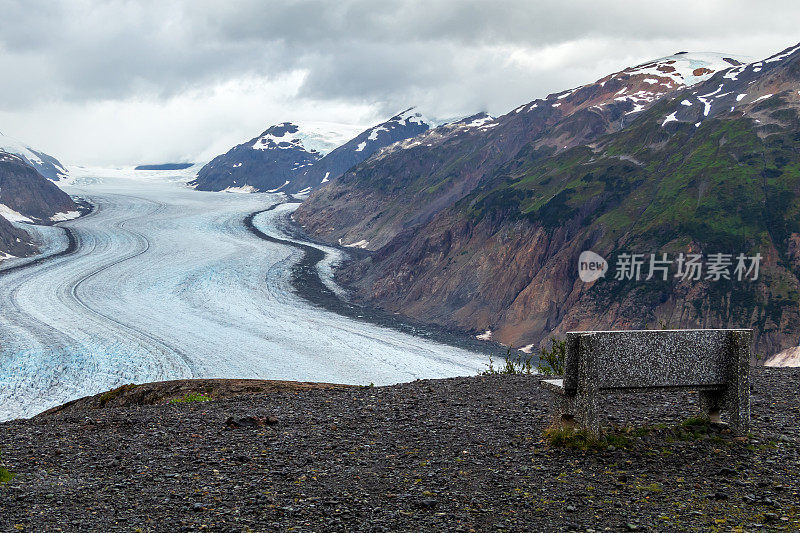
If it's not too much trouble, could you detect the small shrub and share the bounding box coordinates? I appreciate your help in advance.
[535,338,566,376]
[481,338,566,376]
[170,392,212,404]
[681,416,711,429]
[481,347,534,375]
[605,433,633,448]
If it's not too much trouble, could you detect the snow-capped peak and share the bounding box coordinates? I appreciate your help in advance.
[392,107,430,126]
[251,121,367,156]
[251,123,310,152]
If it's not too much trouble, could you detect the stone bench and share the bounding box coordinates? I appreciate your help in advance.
[540,329,751,435]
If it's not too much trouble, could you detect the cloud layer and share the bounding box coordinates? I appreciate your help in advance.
[1,0,799,165]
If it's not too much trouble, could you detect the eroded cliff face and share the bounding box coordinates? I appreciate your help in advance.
[335,204,799,356]
[0,154,76,222]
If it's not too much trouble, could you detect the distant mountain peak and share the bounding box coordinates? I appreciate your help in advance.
[251,122,313,153]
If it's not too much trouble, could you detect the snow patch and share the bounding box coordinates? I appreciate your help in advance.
[266,181,290,193]
[0,204,32,223]
[367,126,389,141]
[475,330,492,341]
[222,185,258,194]
[343,239,369,249]
[50,210,81,222]
[661,112,678,126]
[765,44,800,64]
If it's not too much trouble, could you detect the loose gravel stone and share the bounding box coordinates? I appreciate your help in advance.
[0,368,798,531]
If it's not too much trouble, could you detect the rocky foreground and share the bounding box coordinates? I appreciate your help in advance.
[1,368,799,532]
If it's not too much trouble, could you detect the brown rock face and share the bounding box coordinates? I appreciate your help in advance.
[0,213,34,257]
[0,153,76,222]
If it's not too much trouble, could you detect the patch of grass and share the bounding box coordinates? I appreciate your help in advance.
[543,424,648,450]
[98,383,139,406]
[673,416,713,441]
[545,415,750,451]
[0,451,13,484]
[543,426,606,450]
[604,433,633,448]
[637,482,663,493]
[169,392,212,404]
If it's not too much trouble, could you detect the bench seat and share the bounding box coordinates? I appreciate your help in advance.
[541,378,727,394]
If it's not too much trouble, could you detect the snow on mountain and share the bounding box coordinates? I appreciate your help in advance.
[0,131,68,181]
[286,108,433,193]
[578,51,754,118]
[246,121,366,156]
[654,42,800,129]
[621,52,753,87]
[289,122,368,155]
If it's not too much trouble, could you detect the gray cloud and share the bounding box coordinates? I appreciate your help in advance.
[0,0,798,164]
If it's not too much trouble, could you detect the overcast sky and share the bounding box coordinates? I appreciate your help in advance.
[0,0,798,166]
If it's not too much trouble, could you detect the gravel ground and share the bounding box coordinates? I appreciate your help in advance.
[1,367,798,532]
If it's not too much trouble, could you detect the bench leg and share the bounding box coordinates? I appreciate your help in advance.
[575,392,600,435]
[550,392,599,434]
[551,393,576,428]
[698,390,723,423]
[725,329,751,436]
[725,389,750,436]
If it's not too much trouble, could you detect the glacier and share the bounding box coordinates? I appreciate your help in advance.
[0,168,485,421]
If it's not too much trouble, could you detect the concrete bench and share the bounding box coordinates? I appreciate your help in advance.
[540,329,751,435]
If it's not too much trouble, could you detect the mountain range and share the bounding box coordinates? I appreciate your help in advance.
[189,109,433,193]
[293,43,800,359]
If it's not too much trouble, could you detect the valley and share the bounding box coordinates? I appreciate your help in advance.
[0,169,485,421]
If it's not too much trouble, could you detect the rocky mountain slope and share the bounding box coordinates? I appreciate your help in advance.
[0,152,78,259]
[294,44,800,357]
[0,131,68,181]
[294,52,745,249]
